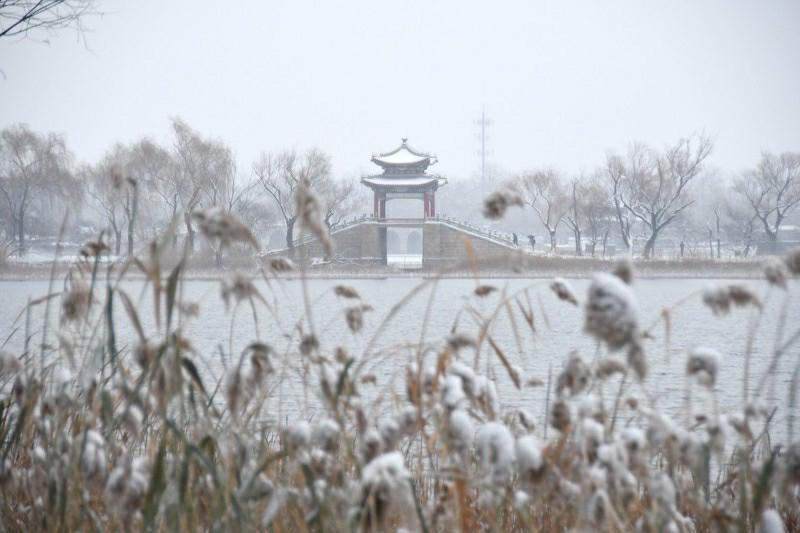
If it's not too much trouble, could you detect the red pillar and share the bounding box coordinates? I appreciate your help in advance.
[430,193,435,217]
[373,192,379,217]
[379,195,386,219]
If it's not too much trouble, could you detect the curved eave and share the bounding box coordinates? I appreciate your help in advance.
[360,175,447,189]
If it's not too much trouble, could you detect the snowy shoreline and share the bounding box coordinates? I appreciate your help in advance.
[0,260,765,281]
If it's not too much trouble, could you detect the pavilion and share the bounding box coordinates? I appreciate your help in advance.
[361,138,447,219]
[281,139,516,268]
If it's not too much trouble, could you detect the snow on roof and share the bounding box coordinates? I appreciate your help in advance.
[372,138,437,167]
[361,176,441,187]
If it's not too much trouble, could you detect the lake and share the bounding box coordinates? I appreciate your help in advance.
[1,276,797,444]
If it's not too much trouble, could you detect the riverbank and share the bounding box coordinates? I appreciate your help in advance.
[0,254,768,281]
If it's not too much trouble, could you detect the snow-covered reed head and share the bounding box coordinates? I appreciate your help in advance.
[220,273,263,308]
[550,277,578,306]
[584,272,639,351]
[333,285,360,299]
[79,238,109,258]
[81,429,107,480]
[594,356,628,380]
[611,257,634,285]
[345,304,372,333]
[299,333,319,356]
[515,435,546,484]
[105,456,149,517]
[482,187,523,220]
[764,257,789,289]
[61,276,91,323]
[246,341,273,385]
[446,332,476,352]
[556,353,591,396]
[0,351,22,377]
[785,247,800,276]
[311,418,341,454]
[686,347,721,387]
[703,284,761,316]
[446,408,474,459]
[476,422,515,485]
[358,452,412,528]
[550,398,572,433]
[268,256,295,272]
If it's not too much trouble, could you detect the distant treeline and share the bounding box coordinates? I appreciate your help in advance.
[1,122,798,263]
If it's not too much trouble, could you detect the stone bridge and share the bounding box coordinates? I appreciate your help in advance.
[269,140,527,269]
[283,216,521,269]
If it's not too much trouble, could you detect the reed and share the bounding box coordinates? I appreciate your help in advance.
[0,203,798,532]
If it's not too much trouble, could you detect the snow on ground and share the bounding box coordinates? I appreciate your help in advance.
[386,254,422,269]
[7,250,119,264]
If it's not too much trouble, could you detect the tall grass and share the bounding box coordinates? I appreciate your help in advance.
[0,199,799,532]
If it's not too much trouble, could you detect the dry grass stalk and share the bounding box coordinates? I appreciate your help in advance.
[193,207,261,250]
[295,178,332,256]
[0,231,797,532]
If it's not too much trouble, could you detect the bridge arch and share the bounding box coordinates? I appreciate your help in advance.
[406,230,422,254]
[386,229,401,254]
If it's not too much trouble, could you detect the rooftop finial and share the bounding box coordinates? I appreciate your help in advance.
[401,137,408,145]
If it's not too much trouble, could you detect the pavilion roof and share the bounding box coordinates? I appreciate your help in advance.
[371,138,437,168]
[361,175,446,189]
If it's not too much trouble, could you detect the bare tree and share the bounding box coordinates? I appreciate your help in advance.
[722,194,758,257]
[616,135,713,258]
[580,177,613,257]
[321,177,358,230]
[602,151,635,251]
[0,0,98,39]
[85,157,125,254]
[563,177,585,256]
[108,146,141,257]
[85,140,171,257]
[0,124,75,254]
[688,175,727,260]
[128,141,170,204]
[207,172,259,267]
[253,148,332,253]
[124,139,180,253]
[170,118,237,254]
[147,143,184,248]
[564,175,616,257]
[703,206,722,259]
[519,169,569,252]
[0,190,10,242]
[735,152,800,244]
[235,197,275,243]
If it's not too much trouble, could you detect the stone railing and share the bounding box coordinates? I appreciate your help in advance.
[287,215,374,248]
[434,214,518,248]
[286,213,520,250]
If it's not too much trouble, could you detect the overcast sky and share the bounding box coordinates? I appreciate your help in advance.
[2,0,799,182]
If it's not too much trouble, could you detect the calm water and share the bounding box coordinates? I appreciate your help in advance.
[1,277,798,442]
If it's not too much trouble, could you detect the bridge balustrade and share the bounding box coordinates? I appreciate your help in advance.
[287,212,517,250]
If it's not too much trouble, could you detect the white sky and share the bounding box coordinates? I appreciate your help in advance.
[1,0,799,181]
